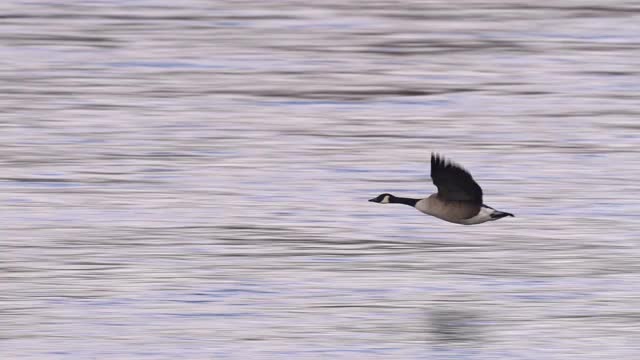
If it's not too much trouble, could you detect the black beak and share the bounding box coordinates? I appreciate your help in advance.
[368,197,378,202]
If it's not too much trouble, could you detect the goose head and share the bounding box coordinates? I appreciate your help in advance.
[369,193,393,204]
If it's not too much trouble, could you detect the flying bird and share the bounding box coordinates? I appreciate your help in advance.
[369,153,514,225]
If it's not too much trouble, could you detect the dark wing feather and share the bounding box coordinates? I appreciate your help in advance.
[430,153,483,204]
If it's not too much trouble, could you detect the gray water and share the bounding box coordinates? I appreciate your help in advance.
[2,1,640,359]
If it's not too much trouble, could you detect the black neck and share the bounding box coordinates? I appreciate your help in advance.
[391,196,419,207]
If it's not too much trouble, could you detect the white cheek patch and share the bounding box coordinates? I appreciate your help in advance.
[381,196,390,204]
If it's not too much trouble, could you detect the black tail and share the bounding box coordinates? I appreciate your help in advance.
[490,211,514,219]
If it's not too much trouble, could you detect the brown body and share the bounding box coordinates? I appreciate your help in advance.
[416,194,481,223]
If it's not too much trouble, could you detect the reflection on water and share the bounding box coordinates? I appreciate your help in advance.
[2,1,640,359]
[429,306,485,345]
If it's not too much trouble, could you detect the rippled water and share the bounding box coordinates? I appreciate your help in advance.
[3,1,640,359]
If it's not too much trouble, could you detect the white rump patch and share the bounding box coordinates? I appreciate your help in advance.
[460,206,495,225]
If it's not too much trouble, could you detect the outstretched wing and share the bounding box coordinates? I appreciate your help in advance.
[430,153,483,204]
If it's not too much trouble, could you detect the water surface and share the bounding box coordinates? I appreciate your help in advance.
[2,1,640,359]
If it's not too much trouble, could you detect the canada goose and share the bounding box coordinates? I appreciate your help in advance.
[369,153,514,225]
